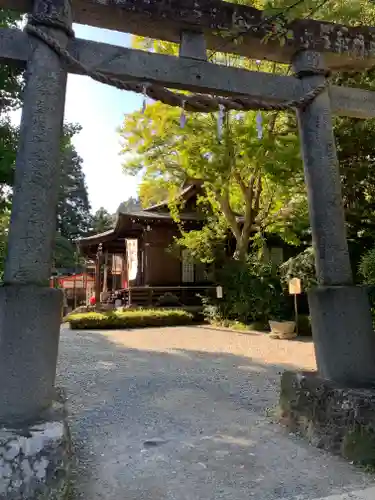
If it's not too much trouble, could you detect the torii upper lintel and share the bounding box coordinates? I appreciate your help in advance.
[2,0,375,70]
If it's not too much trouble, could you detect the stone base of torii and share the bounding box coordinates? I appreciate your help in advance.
[1,0,375,495]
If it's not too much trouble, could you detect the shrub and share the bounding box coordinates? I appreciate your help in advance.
[156,292,181,307]
[359,248,375,285]
[203,256,291,325]
[66,308,194,330]
[358,248,375,320]
[280,247,317,292]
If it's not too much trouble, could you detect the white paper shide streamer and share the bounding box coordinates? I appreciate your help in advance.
[255,59,263,140]
[217,104,225,141]
[180,100,187,128]
[256,111,263,139]
[141,85,147,114]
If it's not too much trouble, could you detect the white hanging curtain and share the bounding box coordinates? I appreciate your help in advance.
[126,239,138,281]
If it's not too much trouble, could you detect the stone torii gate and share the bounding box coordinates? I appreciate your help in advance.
[1,0,375,484]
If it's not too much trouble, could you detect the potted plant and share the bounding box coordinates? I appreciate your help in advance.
[267,290,296,340]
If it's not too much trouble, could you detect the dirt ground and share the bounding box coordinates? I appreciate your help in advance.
[57,325,375,500]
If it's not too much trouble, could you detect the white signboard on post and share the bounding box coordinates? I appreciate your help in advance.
[288,277,302,336]
[288,277,302,295]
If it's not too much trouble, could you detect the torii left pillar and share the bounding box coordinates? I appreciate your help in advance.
[0,0,71,424]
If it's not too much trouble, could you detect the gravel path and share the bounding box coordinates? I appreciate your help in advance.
[57,325,375,500]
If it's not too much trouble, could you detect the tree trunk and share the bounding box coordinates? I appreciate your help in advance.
[234,236,249,261]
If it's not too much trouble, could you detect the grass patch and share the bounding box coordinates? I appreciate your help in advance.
[65,308,194,330]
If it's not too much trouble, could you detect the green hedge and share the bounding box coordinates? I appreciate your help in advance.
[66,308,194,330]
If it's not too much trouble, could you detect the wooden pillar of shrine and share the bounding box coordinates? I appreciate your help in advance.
[95,244,102,305]
[102,251,109,298]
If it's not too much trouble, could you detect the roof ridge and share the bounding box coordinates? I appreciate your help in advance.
[144,181,204,211]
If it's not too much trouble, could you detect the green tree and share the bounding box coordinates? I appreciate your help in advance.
[120,101,305,260]
[327,70,375,269]
[57,127,91,241]
[52,234,78,270]
[118,196,141,212]
[138,178,172,208]
[51,124,91,268]
[359,247,375,285]
[90,207,114,234]
[0,210,10,280]
[0,10,24,208]
[52,125,91,268]
[263,0,375,25]
[128,13,315,261]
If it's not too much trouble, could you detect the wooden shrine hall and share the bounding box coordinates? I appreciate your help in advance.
[77,181,216,306]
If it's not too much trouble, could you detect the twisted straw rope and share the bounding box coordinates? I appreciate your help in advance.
[25,14,329,113]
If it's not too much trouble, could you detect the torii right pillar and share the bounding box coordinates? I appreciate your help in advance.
[293,50,375,385]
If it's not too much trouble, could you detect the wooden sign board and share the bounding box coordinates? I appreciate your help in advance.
[288,278,302,295]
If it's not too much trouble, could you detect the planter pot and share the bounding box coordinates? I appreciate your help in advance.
[269,320,297,340]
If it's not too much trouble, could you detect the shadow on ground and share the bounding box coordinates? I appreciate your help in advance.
[57,327,373,500]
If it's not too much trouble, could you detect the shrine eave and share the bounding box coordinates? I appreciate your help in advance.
[77,208,203,250]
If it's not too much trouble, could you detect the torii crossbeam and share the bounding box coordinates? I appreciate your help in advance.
[4,0,375,70]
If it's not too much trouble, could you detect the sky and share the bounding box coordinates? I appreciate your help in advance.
[12,24,143,214]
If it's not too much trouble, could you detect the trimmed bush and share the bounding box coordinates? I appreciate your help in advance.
[66,308,194,330]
